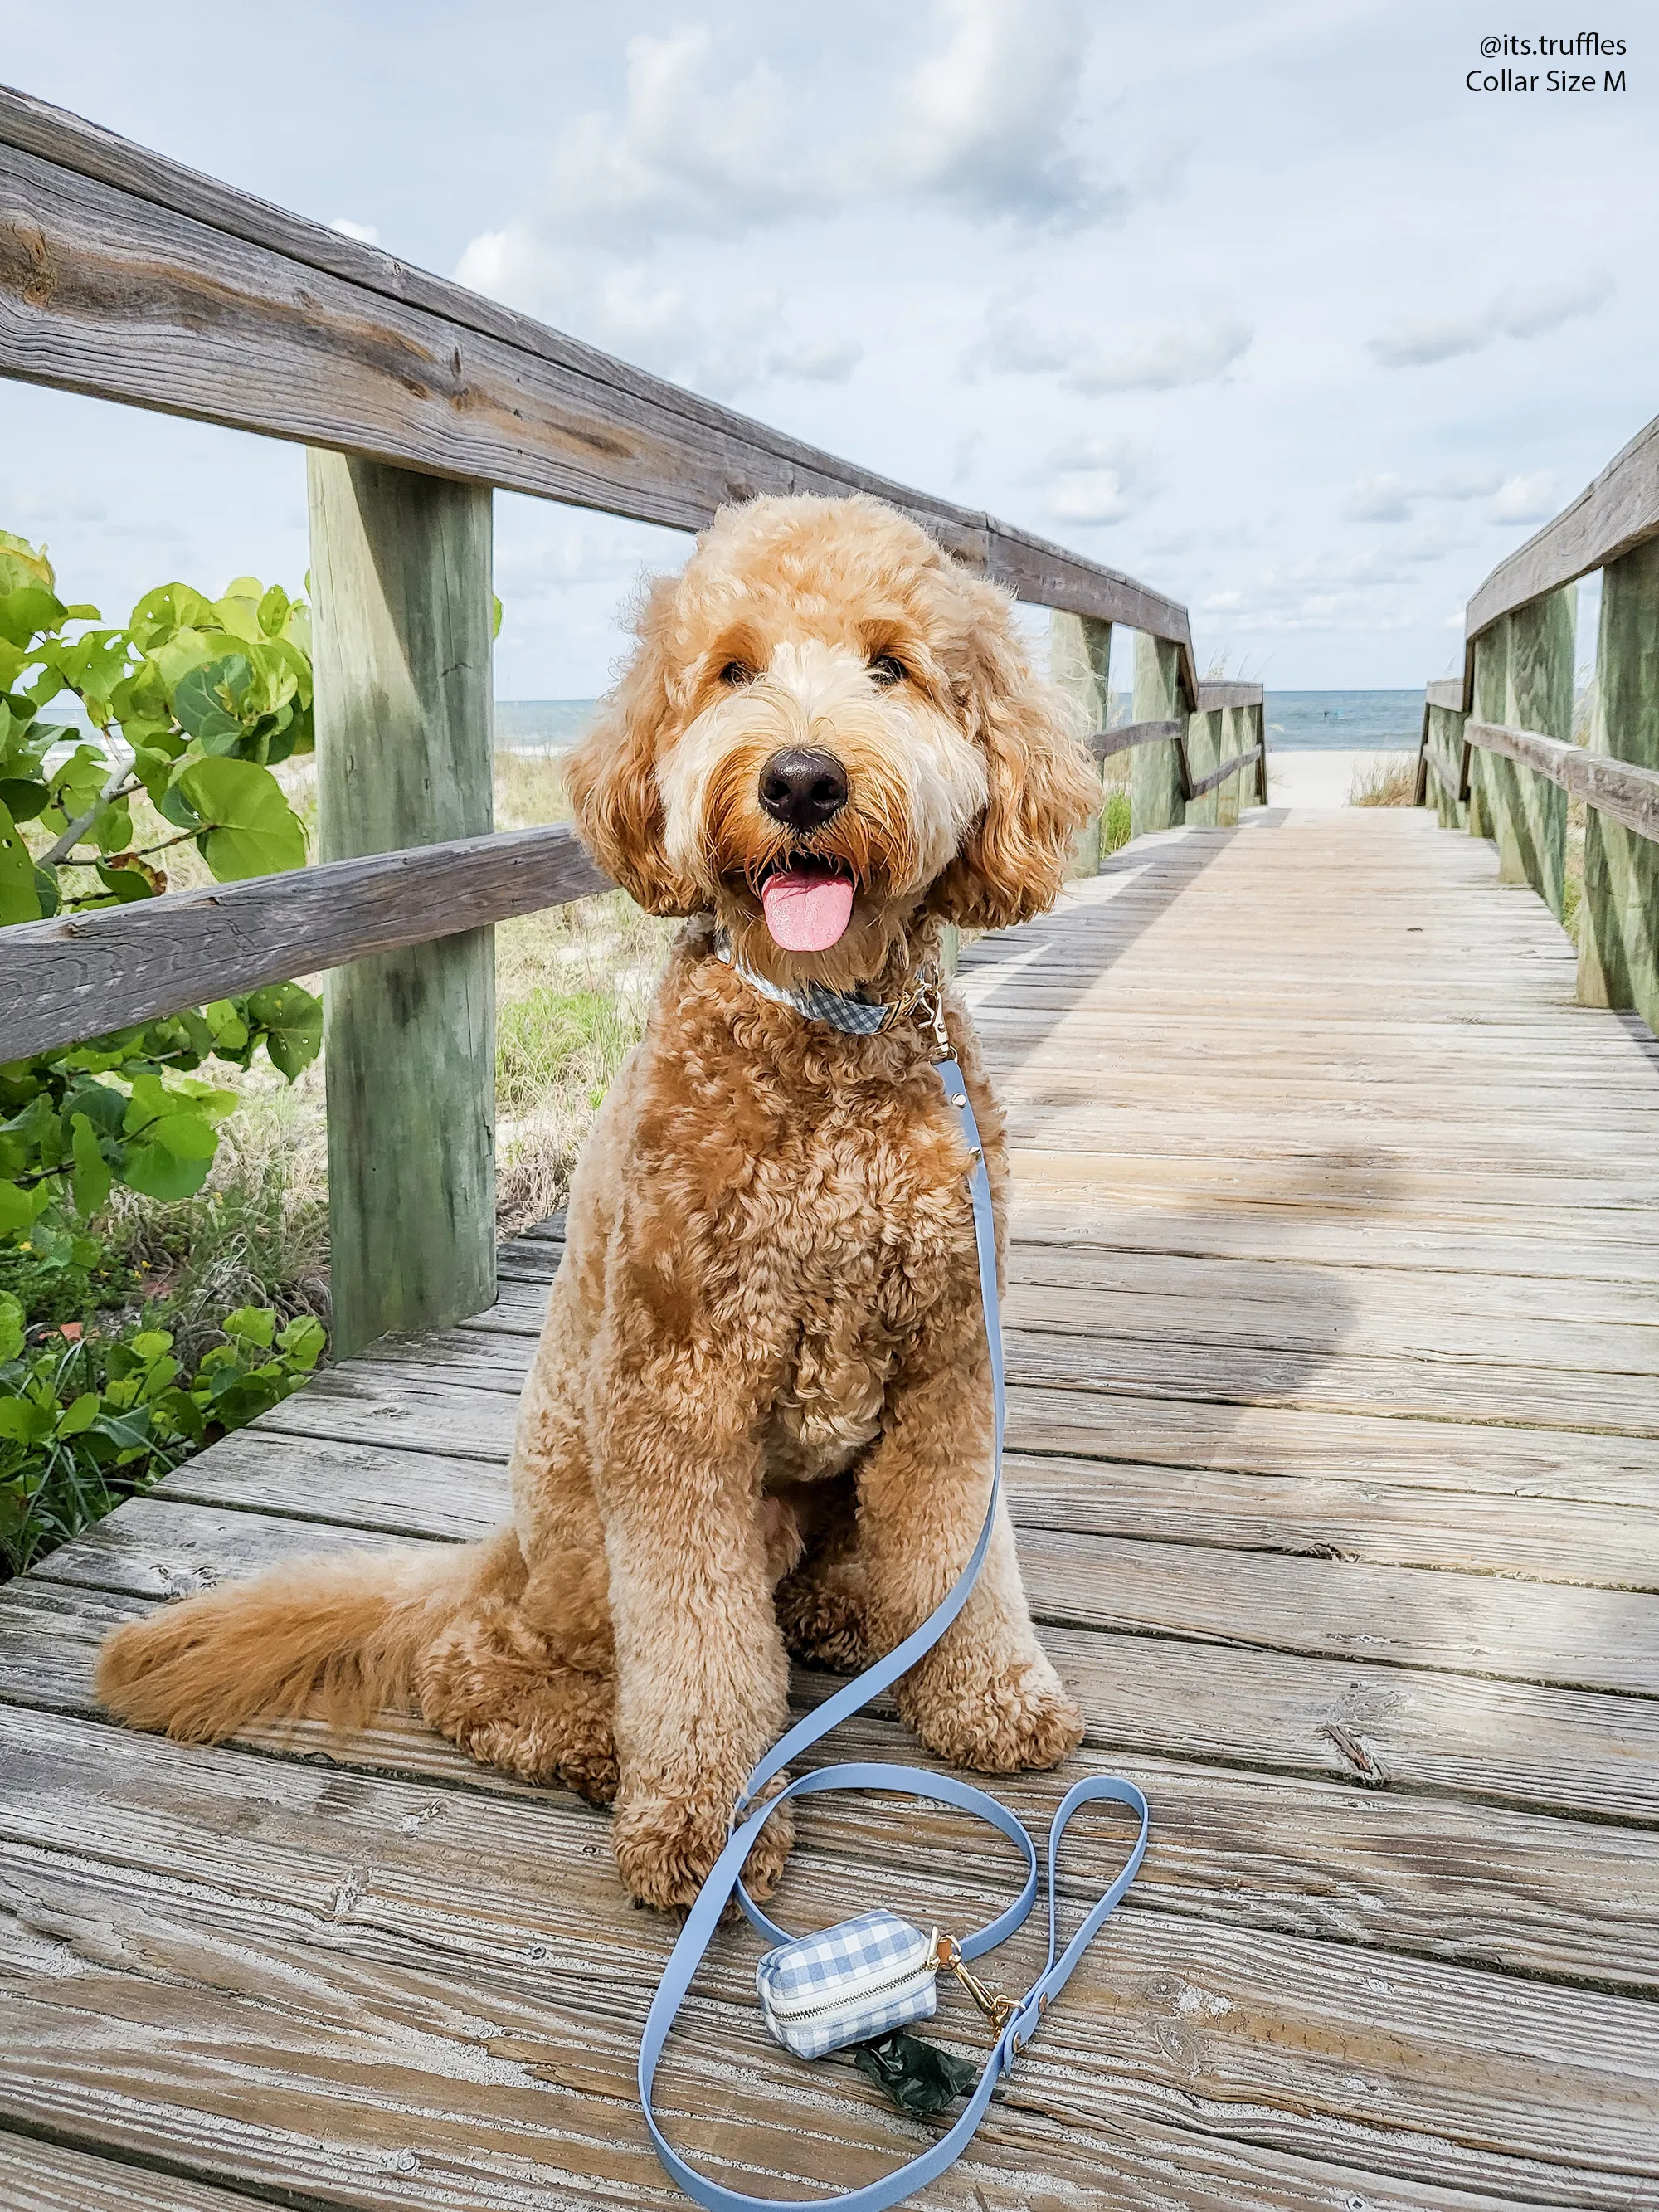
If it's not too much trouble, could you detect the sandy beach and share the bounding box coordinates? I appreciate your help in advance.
[1264,747,1416,808]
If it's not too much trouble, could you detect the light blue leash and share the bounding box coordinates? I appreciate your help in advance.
[639,1035,1151,2212]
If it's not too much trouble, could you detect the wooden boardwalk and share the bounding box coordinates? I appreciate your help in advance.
[3,804,1658,2211]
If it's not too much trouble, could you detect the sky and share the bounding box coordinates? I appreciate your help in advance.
[3,2,1654,695]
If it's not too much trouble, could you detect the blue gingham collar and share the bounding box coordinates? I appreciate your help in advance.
[713,930,937,1039]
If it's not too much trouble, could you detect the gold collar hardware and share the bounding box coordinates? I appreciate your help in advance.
[934,1932,1017,2034]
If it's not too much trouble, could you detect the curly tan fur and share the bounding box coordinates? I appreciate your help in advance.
[95,495,1096,1908]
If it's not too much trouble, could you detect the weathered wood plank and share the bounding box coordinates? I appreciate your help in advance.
[0,2137,258,2212]
[0,823,612,1063]
[38,1488,1655,1698]
[11,1568,1659,1825]
[309,451,498,1354]
[11,1860,1642,2212]
[7,1698,1659,1999]
[0,98,1191,650]
[1464,719,1659,845]
[1051,608,1112,875]
[1467,407,1659,641]
[1579,534,1659,1032]
[1131,634,1188,834]
[1,1699,1655,2210]
[1084,717,1184,760]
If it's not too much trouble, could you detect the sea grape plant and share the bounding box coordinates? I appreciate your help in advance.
[0,531,323,1274]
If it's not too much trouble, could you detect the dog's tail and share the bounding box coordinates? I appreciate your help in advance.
[94,1531,520,1744]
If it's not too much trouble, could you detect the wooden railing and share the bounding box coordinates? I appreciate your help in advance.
[1417,413,1659,1030]
[0,86,1266,1350]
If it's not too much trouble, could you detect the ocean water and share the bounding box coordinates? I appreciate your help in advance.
[1262,690,1423,750]
[493,693,1426,755]
[494,699,598,752]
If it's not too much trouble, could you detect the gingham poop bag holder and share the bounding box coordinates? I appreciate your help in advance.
[637,1040,1151,2212]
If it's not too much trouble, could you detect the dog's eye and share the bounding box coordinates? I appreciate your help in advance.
[868,654,907,688]
[719,660,757,688]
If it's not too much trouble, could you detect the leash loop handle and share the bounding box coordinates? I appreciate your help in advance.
[638,1056,1148,2212]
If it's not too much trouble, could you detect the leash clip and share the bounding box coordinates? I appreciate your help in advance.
[935,1933,1016,2034]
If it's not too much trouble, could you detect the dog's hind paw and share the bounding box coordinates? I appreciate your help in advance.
[776,1557,869,1674]
[612,1779,795,1910]
[905,1651,1083,1775]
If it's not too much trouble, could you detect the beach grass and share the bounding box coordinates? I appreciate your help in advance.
[1348,753,1419,806]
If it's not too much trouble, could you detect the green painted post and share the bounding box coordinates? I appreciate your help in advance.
[1051,611,1112,875]
[1132,633,1185,837]
[1467,622,1508,845]
[1428,704,1468,830]
[1501,587,1574,915]
[1214,706,1242,827]
[1185,707,1223,827]
[307,452,497,1357]
[1579,538,1659,1029]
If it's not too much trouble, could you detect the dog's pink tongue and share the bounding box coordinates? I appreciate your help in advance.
[761,868,854,951]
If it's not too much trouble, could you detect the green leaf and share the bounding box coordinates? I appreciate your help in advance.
[0,777,48,822]
[0,585,66,648]
[0,531,56,596]
[203,999,251,1058]
[128,582,216,650]
[68,1112,113,1217]
[0,1291,22,1362]
[0,798,40,923]
[0,1183,30,1236]
[0,1393,54,1445]
[246,981,323,1078]
[221,1305,275,1349]
[276,1314,326,1371]
[173,653,253,753]
[56,1391,101,1437]
[173,756,307,879]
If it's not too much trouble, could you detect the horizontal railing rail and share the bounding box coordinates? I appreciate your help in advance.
[1465,412,1659,658]
[1418,407,1659,1035]
[1083,679,1267,807]
[1,823,613,1063]
[1464,721,1659,844]
[0,85,1199,697]
[1,87,1272,1347]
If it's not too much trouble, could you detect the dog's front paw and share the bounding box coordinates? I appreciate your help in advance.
[904,1649,1083,1774]
[612,1780,795,1910]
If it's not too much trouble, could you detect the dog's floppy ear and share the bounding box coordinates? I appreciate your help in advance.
[563,577,699,915]
[927,580,1100,932]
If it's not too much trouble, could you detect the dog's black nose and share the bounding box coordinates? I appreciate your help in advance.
[758,748,848,831]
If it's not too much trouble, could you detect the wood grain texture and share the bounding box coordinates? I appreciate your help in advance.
[0,2137,258,2211]
[1467,407,1659,641]
[309,452,497,1354]
[0,821,612,1061]
[1579,534,1659,1034]
[1131,633,1188,833]
[3,806,1658,2205]
[0,100,1190,646]
[1465,719,1659,844]
[1086,717,1184,760]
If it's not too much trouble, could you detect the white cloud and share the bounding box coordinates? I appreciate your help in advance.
[1039,435,1158,525]
[1368,273,1613,368]
[1491,470,1560,524]
[479,2,1105,259]
[328,217,380,245]
[1344,471,1413,522]
[967,299,1252,392]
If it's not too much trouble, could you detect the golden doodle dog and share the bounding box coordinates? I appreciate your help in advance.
[96,494,1098,1908]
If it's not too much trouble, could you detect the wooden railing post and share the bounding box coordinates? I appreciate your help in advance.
[1467,621,1509,845]
[1579,538,1659,1027]
[1500,587,1574,916]
[307,452,497,1357]
[1185,705,1223,827]
[1214,706,1242,826]
[1132,634,1185,836]
[1051,611,1112,875]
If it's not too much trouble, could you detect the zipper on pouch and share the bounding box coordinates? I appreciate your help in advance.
[765,1927,937,2023]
